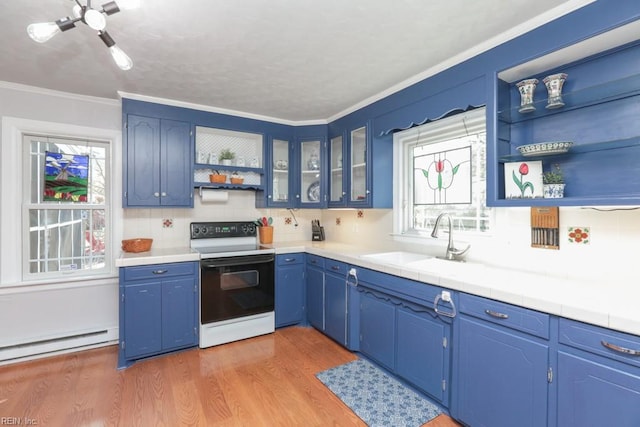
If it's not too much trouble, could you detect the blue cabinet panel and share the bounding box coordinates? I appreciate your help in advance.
[397,305,449,405]
[460,293,550,339]
[456,317,549,427]
[359,290,396,370]
[306,264,324,331]
[557,351,640,427]
[275,254,305,327]
[161,119,193,207]
[161,277,197,350]
[123,282,162,359]
[125,115,161,207]
[324,264,347,345]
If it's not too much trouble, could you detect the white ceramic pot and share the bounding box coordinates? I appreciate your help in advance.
[543,183,565,198]
[516,78,539,113]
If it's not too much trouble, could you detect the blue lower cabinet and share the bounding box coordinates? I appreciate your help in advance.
[397,305,451,405]
[275,254,305,328]
[306,262,325,331]
[324,261,348,345]
[456,316,549,427]
[118,262,198,368]
[557,351,640,427]
[359,289,396,370]
[162,278,198,350]
[123,282,162,359]
[556,318,640,427]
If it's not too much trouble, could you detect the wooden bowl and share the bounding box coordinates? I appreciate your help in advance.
[122,238,153,253]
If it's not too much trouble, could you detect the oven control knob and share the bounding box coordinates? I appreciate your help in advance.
[200,226,207,235]
[247,224,255,234]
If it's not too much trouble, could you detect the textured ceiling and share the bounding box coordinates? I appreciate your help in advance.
[0,0,592,123]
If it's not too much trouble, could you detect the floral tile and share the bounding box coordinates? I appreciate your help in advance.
[568,226,590,244]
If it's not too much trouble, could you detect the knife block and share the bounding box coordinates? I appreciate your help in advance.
[531,207,559,250]
[312,227,325,241]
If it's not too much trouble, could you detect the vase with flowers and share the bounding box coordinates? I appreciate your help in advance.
[543,164,565,198]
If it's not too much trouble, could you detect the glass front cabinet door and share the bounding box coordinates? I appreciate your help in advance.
[349,126,369,206]
[269,138,291,206]
[329,134,346,206]
[298,139,323,206]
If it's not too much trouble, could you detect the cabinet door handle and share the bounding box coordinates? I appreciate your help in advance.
[284,258,296,262]
[346,268,358,287]
[601,340,640,356]
[154,192,160,197]
[309,259,317,264]
[331,265,341,271]
[485,309,509,319]
[161,192,167,197]
[152,269,168,275]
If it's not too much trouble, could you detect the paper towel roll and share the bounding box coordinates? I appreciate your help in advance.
[200,189,229,203]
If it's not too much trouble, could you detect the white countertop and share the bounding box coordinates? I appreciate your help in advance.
[115,247,199,267]
[270,241,640,337]
[116,241,640,337]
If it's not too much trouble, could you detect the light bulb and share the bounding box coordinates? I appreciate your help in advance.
[109,45,133,70]
[27,22,60,43]
[72,5,83,19]
[114,0,142,10]
[84,9,107,31]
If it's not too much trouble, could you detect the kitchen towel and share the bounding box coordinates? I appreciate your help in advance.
[200,189,228,203]
[316,358,443,427]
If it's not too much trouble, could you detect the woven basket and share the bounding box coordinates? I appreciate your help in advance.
[122,238,153,253]
[209,174,227,183]
[230,177,244,184]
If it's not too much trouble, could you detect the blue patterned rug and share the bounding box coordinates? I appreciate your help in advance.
[316,359,443,427]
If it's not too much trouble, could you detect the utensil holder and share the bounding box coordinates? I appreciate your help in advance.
[258,226,273,244]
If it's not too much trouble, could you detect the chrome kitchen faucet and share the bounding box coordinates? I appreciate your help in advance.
[431,213,470,261]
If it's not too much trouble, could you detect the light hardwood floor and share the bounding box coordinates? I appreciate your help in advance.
[0,327,460,426]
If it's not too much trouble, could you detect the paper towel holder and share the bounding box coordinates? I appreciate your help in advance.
[199,186,229,203]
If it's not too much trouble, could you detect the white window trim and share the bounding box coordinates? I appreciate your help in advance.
[392,108,493,243]
[1,117,122,286]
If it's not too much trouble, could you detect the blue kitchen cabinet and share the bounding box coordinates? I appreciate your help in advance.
[118,261,199,368]
[264,136,295,208]
[124,114,193,207]
[123,282,162,359]
[327,122,393,208]
[306,255,325,331]
[161,277,198,350]
[556,318,640,427]
[454,294,550,427]
[324,259,348,346]
[397,304,451,405]
[275,253,305,328]
[359,289,396,370]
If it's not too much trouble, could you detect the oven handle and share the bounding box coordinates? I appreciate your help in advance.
[201,254,274,268]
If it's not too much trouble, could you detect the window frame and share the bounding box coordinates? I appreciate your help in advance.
[392,107,492,240]
[22,134,111,280]
[0,116,121,286]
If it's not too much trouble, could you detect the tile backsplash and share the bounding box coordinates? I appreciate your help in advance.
[122,191,639,281]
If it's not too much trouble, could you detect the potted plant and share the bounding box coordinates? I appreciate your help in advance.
[543,163,565,198]
[219,148,235,166]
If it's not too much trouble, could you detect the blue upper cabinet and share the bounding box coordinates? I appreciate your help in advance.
[124,114,193,207]
[264,135,294,207]
[488,22,640,207]
[328,121,392,208]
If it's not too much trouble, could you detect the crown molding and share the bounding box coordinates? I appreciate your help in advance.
[0,81,120,107]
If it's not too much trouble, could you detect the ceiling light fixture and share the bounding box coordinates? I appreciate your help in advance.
[27,0,139,71]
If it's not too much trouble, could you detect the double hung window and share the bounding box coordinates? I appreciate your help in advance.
[23,134,110,279]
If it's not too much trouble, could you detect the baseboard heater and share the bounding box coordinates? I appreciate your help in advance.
[0,328,118,364]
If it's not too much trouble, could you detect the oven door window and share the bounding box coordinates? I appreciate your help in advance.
[201,256,274,324]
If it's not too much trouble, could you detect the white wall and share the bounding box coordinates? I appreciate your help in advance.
[0,83,122,361]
